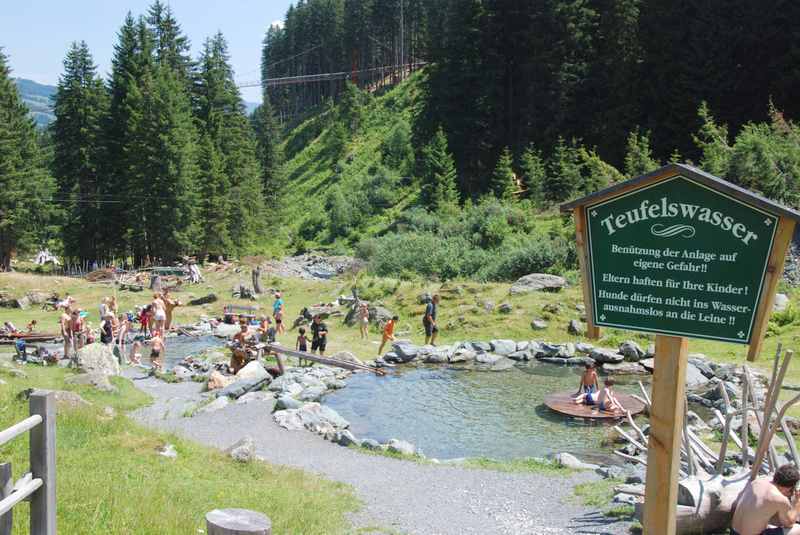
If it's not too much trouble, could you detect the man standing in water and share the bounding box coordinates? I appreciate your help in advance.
[149,330,165,371]
[423,294,440,346]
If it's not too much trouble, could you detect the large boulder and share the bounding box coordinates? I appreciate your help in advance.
[589,348,624,364]
[554,452,599,470]
[64,372,118,393]
[603,362,648,375]
[387,439,416,456]
[774,293,790,312]
[225,436,256,463]
[207,371,235,391]
[75,343,120,376]
[236,361,270,382]
[475,353,503,365]
[531,319,548,330]
[688,355,715,379]
[490,340,517,356]
[217,376,271,399]
[685,362,710,389]
[619,341,645,362]
[567,320,585,336]
[509,273,566,294]
[213,323,240,338]
[391,342,421,363]
[470,341,493,353]
[449,348,476,363]
[330,351,365,366]
[274,403,349,434]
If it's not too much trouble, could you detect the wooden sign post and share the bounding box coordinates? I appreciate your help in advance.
[562,164,800,534]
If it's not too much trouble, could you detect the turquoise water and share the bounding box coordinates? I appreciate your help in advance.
[324,362,646,461]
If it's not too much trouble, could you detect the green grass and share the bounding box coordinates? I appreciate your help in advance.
[462,456,569,475]
[0,366,359,534]
[572,477,637,520]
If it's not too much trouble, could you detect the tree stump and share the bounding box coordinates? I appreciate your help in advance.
[206,508,271,535]
[150,274,162,293]
[252,266,263,295]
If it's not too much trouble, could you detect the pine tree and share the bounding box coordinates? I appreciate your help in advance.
[147,0,193,83]
[0,50,55,270]
[545,137,582,202]
[623,128,659,177]
[197,134,232,258]
[420,128,459,210]
[520,145,547,205]
[251,94,284,209]
[692,102,731,177]
[52,41,109,263]
[489,147,516,200]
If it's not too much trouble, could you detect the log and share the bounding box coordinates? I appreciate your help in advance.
[751,350,793,480]
[206,508,271,535]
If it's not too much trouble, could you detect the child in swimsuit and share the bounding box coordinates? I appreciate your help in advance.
[596,378,625,414]
[573,362,599,405]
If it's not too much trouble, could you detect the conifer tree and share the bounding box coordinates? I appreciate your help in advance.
[545,137,582,202]
[147,0,193,84]
[0,50,55,270]
[197,134,232,258]
[420,127,459,210]
[251,94,284,209]
[489,147,516,200]
[52,41,109,262]
[623,128,659,177]
[692,102,731,177]
[520,145,547,205]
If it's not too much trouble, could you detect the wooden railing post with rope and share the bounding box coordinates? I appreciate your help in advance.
[0,390,56,535]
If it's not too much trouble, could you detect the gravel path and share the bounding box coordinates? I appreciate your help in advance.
[126,370,632,535]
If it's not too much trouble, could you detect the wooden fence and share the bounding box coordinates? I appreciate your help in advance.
[0,391,56,535]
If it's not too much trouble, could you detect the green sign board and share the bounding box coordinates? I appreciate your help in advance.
[586,175,778,343]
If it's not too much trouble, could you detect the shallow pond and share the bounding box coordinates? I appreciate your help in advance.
[324,363,647,461]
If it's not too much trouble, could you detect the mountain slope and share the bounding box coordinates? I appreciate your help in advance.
[14,78,56,126]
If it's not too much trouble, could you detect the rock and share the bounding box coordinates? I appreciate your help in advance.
[13,296,31,309]
[688,355,715,379]
[567,319,585,336]
[619,341,645,362]
[337,430,359,447]
[626,474,645,485]
[391,342,421,363]
[387,438,416,456]
[64,372,118,393]
[508,350,532,361]
[158,444,177,459]
[213,323,241,338]
[490,357,515,371]
[531,319,548,330]
[596,465,626,479]
[172,366,193,381]
[298,385,327,402]
[226,436,256,463]
[449,348,475,363]
[590,348,624,364]
[273,409,304,431]
[498,303,513,314]
[613,493,639,505]
[296,403,349,433]
[470,341,493,353]
[542,303,560,315]
[685,362,710,389]
[382,351,401,364]
[322,377,346,390]
[75,343,120,376]
[25,291,50,305]
[199,396,230,414]
[103,406,116,418]
[479,299,495,312]
[774,293,790,312]
[424,351,449,364]
[509,273,566,294]
[645,344,656,358]
[565,356,596,367]
[361,438,381,450]
[554,452,599,470]
[639,358,655,372]
[330,351,365,367]
[188,293,218,306]
[52,390,90,409]
[575,303,586,313]
[490,340,517,356]
[236,391,272,404]
[603,362,649,375]
[516,341,530,352]
[475,353,503,365]
[538,356,567,365]
[275,395,302,411]
[369,305,394,325]
[236,361,270,382]
[218,377,271,399]
[207,371,235,391]
[418,292,432,304]
[575,342,594,354]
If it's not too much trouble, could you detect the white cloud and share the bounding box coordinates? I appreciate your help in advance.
[270,20,284,29]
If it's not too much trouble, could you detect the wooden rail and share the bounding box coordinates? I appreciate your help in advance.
[0,391,56,535]
[261,343,385,375]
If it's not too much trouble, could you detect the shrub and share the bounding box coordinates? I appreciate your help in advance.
[476,237,570,281]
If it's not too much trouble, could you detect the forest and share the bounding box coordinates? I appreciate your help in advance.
[1,0,799,276]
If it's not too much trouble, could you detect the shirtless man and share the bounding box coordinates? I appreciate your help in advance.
[163,291,181,331]
[732,464,800,535]
[151,293,167,334]
[59,307,72,357]
[149,331,165,371]
[230,321,254,374]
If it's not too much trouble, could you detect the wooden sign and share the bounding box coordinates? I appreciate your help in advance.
[562,164,800,535]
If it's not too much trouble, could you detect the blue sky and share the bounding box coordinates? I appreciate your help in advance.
[0,0,295,103]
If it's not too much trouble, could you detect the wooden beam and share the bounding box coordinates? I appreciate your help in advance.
[573,207,600,339]
[261,343,385,375]
[643,335,689,535]
[748,217,795,361]
[29,390,56,535]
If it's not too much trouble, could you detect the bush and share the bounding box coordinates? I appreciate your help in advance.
[298,211,327,241]
[476,237,570,281]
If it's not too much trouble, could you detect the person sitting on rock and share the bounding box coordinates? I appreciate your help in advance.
[732,463,800,535]
[573,362,599,398]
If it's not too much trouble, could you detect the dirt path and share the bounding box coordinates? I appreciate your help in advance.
[126,370,631,535]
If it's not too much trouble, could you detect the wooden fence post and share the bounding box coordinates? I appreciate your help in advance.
[0,463,11,535]
[29,391,56,535]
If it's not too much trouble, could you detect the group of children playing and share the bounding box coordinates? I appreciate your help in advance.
[573,362,626,415]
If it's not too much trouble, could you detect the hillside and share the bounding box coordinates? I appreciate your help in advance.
[14,78,56,126]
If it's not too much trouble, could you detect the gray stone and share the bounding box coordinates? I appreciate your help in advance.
[387,438,416,456]
[626,474,645,485]
[298,385,327,402]
[236,391,272,404]
[172,366,193,381]
[575,303,586,313]
[575,342,594,354]
[275,395,303,411]
[188,293,217,306]
[322,377,346,389]
[424,351,449,364]
[337,430,359,447]
[236,361,270,382]
[531,319,548,330]
[685,362,710,389]
[75,343,121,376]
[542,303,560,314]
[64,372,118,393]
[619,341,645,362]
[199,396,230,414]
[774,293,790,312]
[538,356,567,365]
[490,357,515,371]
[639,358,655,372]
[475,353,503,365]
[470,341,493,353]
[330,351,365,367]
[603,362,648,375]
[554,452,599,470]
[645,344,656,358]
[537,342,562,358]
[418,292,432,304]
[361,438,381,450]
[490,339,517,356]
[498,303,513,314]
[509,273,567,294]
[382,351,400,363]
[596,465,626,479]
[565,356,596,367]
[613,493,639,505]
[590,348,624,364]
[688,355,715,379]
[449,348,475,363]
[567,319,585,336]
[226,436,256,462]
[516,341,530,352]
[507,351,532,361]
[218,377,271,399]
[213,323,241,338]
[391,342,421,363]
[158,444,177,459]
[51,390,90,409]
[13,296,31,309]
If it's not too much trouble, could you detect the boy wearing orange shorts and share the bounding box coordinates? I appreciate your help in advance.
[378,315,399,356]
